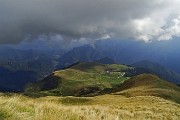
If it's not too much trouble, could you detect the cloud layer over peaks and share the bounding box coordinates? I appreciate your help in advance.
[0,0,180,44]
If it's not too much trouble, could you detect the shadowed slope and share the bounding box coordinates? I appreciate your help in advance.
[115,74,180,103]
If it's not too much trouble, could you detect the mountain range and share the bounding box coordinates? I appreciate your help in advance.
[1,39,180,92]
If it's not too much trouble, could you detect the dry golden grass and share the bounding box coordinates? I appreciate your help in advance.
[114,74,180,103]
[0,93,180,120]
[1,74,180,120]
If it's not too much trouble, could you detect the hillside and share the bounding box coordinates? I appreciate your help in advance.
[1,88,180,119]
[114,74,180,103]
[25,62,180,104]
[25,62,130,96]
[26,62,180,99]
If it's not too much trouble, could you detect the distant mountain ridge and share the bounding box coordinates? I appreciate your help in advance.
[0,48,59,92]
[56,45,105,69]
[131,60,180,84]
[0,67,37,92]
[56,39,180,74]
[1,39,180,92]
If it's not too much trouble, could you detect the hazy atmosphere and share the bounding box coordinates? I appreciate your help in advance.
[0,1,180,120]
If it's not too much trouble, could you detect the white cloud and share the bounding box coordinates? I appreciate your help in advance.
[158,16,180,40]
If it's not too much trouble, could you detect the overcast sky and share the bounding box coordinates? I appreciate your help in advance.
[0,0,180,44]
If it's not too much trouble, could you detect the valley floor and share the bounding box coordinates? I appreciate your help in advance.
[0,93,180,120]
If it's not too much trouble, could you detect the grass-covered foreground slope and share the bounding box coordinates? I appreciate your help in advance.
[114,74,180,103]
[1,73,180,119]
[0,93,180,120]
[25,62,130,96]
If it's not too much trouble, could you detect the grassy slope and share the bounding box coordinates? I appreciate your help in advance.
[114,74,180,103]
[0,93,180,120]
[26,62,130,96]
[1,74,180,119]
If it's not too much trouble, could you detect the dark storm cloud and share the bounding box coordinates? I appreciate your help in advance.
[0,0,180,44]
